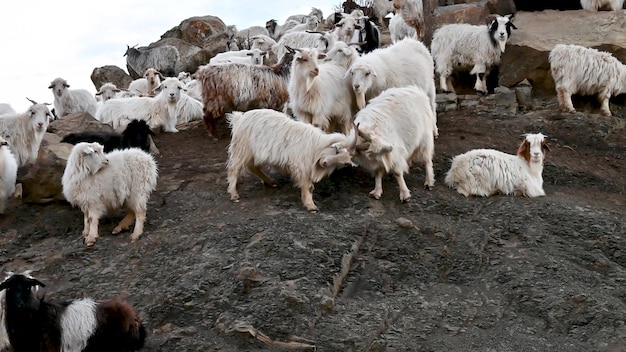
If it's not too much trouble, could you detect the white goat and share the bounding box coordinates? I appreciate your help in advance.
[48,77,98,118]
[95,83,122,103]
[431,14,516,95]
[288,48,356,134]
[345,38,437,136]
[549,44,626,116]
[285,7,324,24]
[0,137,17,214]
[445,133,550,198]
[251,34,279,65]
[285,16,320,34]
[389,13,418,43]
[227,25,271,50]
[62,142,158,246]
[323,41,361,69]
[0,98,53,167]
[372,0,394,26]
[209,48,267,65]
[183,79,203,101]
[391,0,425,40]
[226,109,357,213]
[265,19,300,41]
[353,86,436,202]
[274,31,337,62]
[177,71,192,84]
[128,68,162,95]
[176,92,204,124]
[580,0,624,10]
[332,13,362,44]
[96,77,183,132]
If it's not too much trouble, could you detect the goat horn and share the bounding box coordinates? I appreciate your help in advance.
[357,126,372,142]
[25,97,37,105]
[350,122,359,151]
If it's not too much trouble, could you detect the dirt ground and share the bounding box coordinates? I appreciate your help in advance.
[0,93,624,352]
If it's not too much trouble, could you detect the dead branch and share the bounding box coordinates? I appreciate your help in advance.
[332,225,368,298]
[232,322,316,350]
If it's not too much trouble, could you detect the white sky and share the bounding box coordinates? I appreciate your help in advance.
[0,1,342,113]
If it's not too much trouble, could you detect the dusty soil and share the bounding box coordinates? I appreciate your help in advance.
[0,94,624,352]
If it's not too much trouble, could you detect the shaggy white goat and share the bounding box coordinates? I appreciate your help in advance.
[352,85,437,202]
[0,98,53,167]
[96,77,183,132]
[48,77,98,118]
[389,13,418,43]
[285,7,324,24]
[209,48,267,65]
[445,133,550,198]
[549,44,626,116]
[226,109,357,212]
[176,92,204,124]
[580,0,624,10]
[288,47,356,134]
[128,68,162,94]
[62,142,158,246]
[0,137,17,214]
[251,34,279,65]
[431,14,516,95]
[345,37,438,136]
[391,0,425,39]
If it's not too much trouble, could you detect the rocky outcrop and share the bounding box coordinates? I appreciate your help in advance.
[90,16,229,87]
[499,10,626,94]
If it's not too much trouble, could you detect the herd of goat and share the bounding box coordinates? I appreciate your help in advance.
[0,0,624,350]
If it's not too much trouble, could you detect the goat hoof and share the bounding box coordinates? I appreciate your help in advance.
[424,184,433,191]
[476,90,487,96]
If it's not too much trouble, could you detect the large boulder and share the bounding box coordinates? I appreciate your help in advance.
[18,143,73,204]
[499,10,626,95]
[156,15,230,75]
[48,113,113,138]
[90,65,133,91]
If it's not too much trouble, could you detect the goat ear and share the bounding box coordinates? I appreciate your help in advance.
[542,142,551,153]
[318,53,327,60]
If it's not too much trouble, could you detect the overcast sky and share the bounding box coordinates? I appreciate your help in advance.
[0,1,341,113]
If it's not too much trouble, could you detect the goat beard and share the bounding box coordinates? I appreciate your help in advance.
[355,92,366,110]
[498,39,507,53]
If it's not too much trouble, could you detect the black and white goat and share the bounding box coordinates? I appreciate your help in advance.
[0,271,146,351]
[431,14,516,95]
[61,119,155,153]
